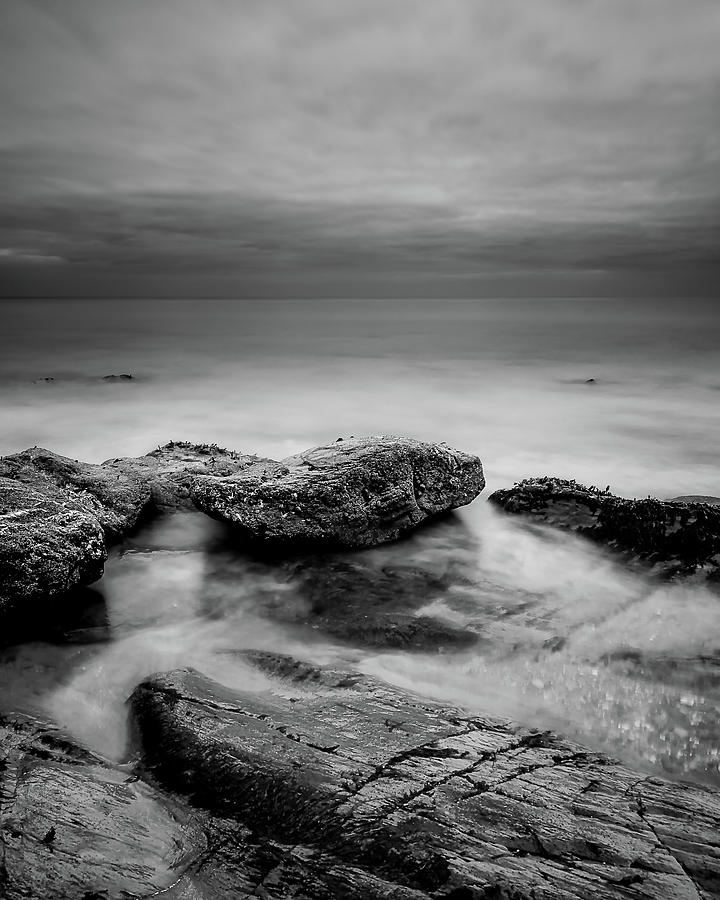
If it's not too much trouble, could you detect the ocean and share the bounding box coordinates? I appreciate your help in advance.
[1,296,719,784]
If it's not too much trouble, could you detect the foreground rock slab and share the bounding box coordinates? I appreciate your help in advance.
[0,712,204,900]
[489,477,720,580]
[130,653,720,899]
[193,435,485,549]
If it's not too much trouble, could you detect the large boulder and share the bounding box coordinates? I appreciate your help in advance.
[129,652,720,899]
[489,477,720,579]
[193,435,485,550]
[0,712,204,900]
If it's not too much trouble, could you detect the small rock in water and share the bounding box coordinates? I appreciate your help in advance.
[102,373,133,381]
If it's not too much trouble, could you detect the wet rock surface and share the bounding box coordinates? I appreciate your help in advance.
[489,478,720,579]
[194,435,485,550]
[0,712,205,900]
[130,652,720,899]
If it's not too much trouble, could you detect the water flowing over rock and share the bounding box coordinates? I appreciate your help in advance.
[129,653,720,899]
[489,477,720,580]
[193,435,485,550]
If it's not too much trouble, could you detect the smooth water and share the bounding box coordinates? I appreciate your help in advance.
[1,297,719,783]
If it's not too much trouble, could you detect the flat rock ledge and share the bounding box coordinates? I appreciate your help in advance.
[193,435,485,550]
[0,437,483,627]
[129,652,720,900]
[489,477,720,580]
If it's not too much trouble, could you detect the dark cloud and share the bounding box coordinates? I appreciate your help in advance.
[1,0,719,296]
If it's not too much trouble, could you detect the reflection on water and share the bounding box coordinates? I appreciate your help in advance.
[1,506,719,788]
[0,297,719,786]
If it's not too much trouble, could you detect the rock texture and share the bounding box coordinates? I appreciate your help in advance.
[0,476,106,621]
[489,478,720,580]
[0,712,204,900]
[194,435,485,550]
[0,446,155,539]
[130,653,720,899]
[0,442,266,633]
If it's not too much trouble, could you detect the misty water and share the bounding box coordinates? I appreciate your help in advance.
[1,297,719,785]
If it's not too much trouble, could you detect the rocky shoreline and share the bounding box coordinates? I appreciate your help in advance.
[1,437,720,898]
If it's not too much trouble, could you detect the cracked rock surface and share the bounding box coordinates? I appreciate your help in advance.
[129,652,720,899]
[193,435,485,550]
[489,478,720,580]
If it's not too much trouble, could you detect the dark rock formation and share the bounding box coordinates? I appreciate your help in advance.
[193,435,485,550]
[129,653,720,899]
[102,373,134,381]
[489,477,720,579]
[0,712,204,900]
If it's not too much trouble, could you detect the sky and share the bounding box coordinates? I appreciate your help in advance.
[1,0,719,299]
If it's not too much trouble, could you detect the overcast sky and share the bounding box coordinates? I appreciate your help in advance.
[1,0,718,298]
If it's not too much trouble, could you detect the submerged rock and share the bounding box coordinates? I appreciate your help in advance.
[129,652,720,899]
[489,477,720,579]
[193,435,485,550]
[0,713,204,900]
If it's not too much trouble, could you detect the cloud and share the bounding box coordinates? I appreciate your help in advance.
[1,0,719,295]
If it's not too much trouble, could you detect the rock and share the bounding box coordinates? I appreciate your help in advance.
[193,435,485,550]
[129,653,720,899]
[102,373,133,381]
[0,447,154,539]
[106,440,266,509]
[0,477,106,622]
[0,438,479,636]
[489,477,720,579]
[0,712,205,900]
[0,443,265,633]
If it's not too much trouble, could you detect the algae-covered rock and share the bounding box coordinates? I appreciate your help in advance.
[193,435,485,550]
[489,477,720,579]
